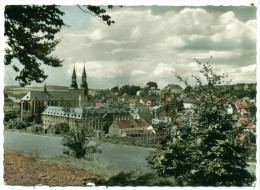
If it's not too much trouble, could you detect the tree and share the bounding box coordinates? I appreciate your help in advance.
[7,118,26,130]
[119,85,141,96]
[62,121,101,159]
[146,81,158,89]
[111,85,119,92]
[147,59,255,186]
[51,122,70,134]
[5,5,116,87]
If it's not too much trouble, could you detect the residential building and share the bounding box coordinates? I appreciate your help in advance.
[41,106,83,130]
[83,107,132,134]
[109,118,153,137]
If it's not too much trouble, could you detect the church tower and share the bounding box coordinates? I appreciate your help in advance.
[80,64,89,95]
[79,63,89,107]
[69,65,78,91]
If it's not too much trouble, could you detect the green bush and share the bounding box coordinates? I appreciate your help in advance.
[108,171,175,186]
[62,123,101,159]
[6,118,27,130]
[50,122,70,135]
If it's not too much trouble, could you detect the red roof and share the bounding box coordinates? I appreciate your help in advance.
[237,118,254,125]
[113,92,119,96]
[241,109,248,114]
[114,119,151,129]
[128,98,137,103]
[235,99,255,110]
[246,123,255,129]
[236,134,247,141]
[122,93,128,97]
[95,102,104,107]
[175,117,182,126]
[216,98,231,104]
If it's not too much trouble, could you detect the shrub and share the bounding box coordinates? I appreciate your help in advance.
[50,122,70,135]
[7,118,27,130]
[62,122,101,159]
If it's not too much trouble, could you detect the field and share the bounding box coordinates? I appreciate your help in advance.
[4,85,101,99]
[4,150,107,186]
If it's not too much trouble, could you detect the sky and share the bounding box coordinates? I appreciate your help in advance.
[4,5,257,89]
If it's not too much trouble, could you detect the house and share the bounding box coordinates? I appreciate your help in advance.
[161,84,183,96]
[155,110,174,123]
[83,107,132,134]
[107,97,114,104]
[148,87,161,96]
[128,98,138,111]
[95,101,104,108]
[236,134,250,149]
[109,118,153,137]
[235,99,256,115]
[237,117,255,132]
[121,130,156,144]
[134,106,154,122]
[41,106,83,131]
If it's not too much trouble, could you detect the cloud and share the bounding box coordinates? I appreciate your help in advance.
[5,6,256,88]
[131,69,146,76]
[153,63,175,76]
[67,61,122,79]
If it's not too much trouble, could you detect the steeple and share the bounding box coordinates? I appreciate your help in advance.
[81,62,88,96]
[82,63,86,77]
[72,63,76,77]
[69,63,78,91]
[44,83,47,92]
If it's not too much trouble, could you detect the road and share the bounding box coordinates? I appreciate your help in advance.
[3,131,256,174]
[4,131,155,171]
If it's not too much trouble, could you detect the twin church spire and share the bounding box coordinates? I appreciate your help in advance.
[69,63,88,96]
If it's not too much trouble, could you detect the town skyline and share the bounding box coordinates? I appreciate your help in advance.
[4,5,257,89]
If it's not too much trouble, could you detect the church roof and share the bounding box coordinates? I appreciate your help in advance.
[21,90,80,101]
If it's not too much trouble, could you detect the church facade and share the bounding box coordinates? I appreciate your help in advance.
[21,65,89,122]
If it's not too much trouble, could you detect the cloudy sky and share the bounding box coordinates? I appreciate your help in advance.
[4,6,257,89]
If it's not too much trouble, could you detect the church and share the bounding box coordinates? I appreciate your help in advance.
[20,65,89,122]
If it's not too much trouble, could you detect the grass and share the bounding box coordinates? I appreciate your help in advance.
[21,151,176,186]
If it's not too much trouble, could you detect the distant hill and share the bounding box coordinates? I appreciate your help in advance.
[4,85,101,99]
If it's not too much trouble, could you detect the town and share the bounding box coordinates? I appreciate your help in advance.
[4,65,256,148]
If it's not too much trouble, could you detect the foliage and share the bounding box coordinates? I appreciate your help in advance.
[119,84,141,96]
[6,118,27,130]
[101,136,158,148]
[146,81,158,89]
[108,171,175,186]
[77,5,117,26]
[4,108,19,122]
[111,85,119,93]
[31,123,44,134]
[147,59,255,186]
[50,122,70,135]
[62,122,101,159]
[4,5,65,86]
[5,5,117,87]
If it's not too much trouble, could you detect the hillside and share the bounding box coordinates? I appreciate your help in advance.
[4,150,106,186]
[4,86,101,99]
